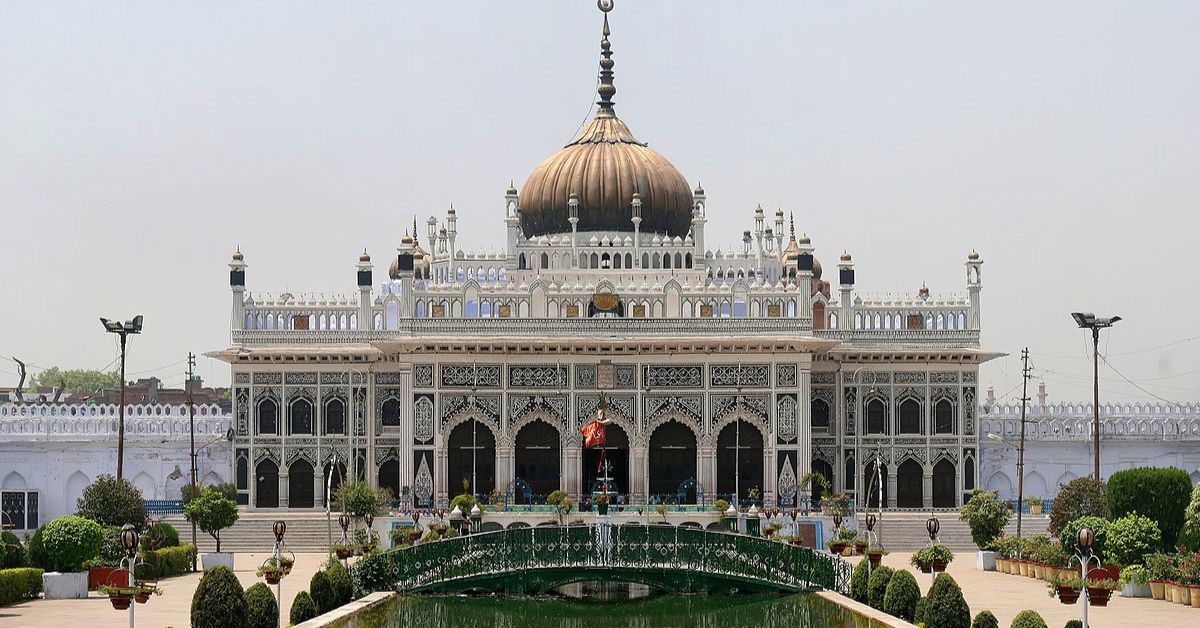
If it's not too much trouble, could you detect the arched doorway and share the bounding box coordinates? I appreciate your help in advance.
[378,459,400,503]
[932,459,957,508]
[447,420,496,497]
[323,461,346,507]
[582,422,630,498]
[648,421,697,504]
[715,420,764,504]
[288,459,314,508]
[864,461,888,509]
[896,460,923,508]
[256,460,279,508]
[811,459,834,506]
[515,420,560,500]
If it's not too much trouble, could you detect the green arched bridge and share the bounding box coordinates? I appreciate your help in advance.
[356,524,851,595]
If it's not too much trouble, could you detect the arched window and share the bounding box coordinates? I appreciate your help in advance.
[381,398,402,427]
[626,253,633,268]
[663,253,672,269]
[866,399,886,434]
[811,398,830,430]
[601,252,611,268]
[236,456,249,492]
[641,253,649,268]
[613,253,622,269]
[456,267,464,282]
[257,398,278,435]
[518,253,527,270]
[934,399,954,434]
[325,398,346,435]
[289,398,313,435]
[674,253,682,268]
[590,252,599,268]
[898,398,921,434]
[685,253,693,268]
[541,253,550,270]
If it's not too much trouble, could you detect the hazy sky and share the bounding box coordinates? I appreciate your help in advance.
[3,1,1198,403]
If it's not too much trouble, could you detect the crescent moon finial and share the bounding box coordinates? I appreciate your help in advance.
[598,0,614,13]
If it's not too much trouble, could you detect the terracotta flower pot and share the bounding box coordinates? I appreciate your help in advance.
[918,564,932,574]
[265,573,281,585]
[1087,587,1112,607]
[931,559,948,573]
[867,553,883,568]
[1191,585,1200,609]
[109,594,132,610]
[1149,580,1166,600]
[335,548,353,559]
[1057,585,1081,605]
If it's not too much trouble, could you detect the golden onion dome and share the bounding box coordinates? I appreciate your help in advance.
[517,3,693,239]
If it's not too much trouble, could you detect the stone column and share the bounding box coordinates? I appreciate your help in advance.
[495,445,514,498]
[762,445,776,508]
[923,468,933,509]
[278,470,289,508]
[435,446,448,507]
[563,443,581,499]
[798,360,813,489]
[396,368,413,496]
[698,446,716,502]
[630,446,647,504]
[887,469,898,509]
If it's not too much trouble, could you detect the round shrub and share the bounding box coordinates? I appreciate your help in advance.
[1049,477,1108,535]
[1106,512,1161,566]
[849,558,871,603]
[244,582,278,628]
[1064,621,1082,628]
[925,573,971,628]
[326,560,353,606]
[309,569,335,615]
[960,489,1011,550]
[1179,482,1200,551]
[882,569,920,621]
[42,515,103,573]
[1107,467,1192,550]
[1011,609,1048,628]
[866,565,894,610]
[25,527,49,570]
[972,610,999,628]
[191,564,247,628]
[914,596,929,625]
[75,474,146,528]
[1059,516,1109,562]
[142,521,180,550]
[1,531,25,568]
[290,590,318,624]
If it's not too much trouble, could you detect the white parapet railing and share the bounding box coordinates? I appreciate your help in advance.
[0,403,231,440]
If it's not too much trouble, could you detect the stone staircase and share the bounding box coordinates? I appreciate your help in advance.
[159,512,343,553]
[857,511,1051,552]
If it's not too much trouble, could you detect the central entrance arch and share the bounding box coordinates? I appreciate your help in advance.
[582,422,629,497]
[716,419,764,503]
[514,420,560,500]
[288,459,315,508]
[896,460,923,508]
[255,459,279,508]
[448,419,496,497]
[648,421,697,504]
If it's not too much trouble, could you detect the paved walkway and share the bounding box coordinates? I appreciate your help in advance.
[854,552,1200,628]
[0,553,332,628]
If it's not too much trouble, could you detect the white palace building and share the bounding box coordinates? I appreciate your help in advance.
[206,3,995,513]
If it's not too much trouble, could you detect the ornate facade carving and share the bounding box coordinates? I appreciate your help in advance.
[710,364,769,388]
[644,365,703,388]
[413,395,434,443]
[776,394,798,443]
[440,364,501,388]
[413,364,434,388]
[777,364,799,388]
[508,365,569,388]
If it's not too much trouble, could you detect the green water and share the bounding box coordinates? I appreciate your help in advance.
[335,591,870,628]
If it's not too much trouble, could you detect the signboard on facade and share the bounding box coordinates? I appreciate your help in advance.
[700,305,714,318]
[566,304,580,318]
[432,304,445,318]
[767,304,781,318]
[498,305,511,318]
[292,315,309,330]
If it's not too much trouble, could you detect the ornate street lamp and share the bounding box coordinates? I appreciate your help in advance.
[271,520,286,628]
[118,524,140,626]
[273,520,287,544]
[926,516,940,544]
[865,513,876,532]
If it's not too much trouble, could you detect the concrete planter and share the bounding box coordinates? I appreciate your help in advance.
[201,552,235,571]
[1121,582,1152,598]
[43,571,89,599]
[976,551,997,571]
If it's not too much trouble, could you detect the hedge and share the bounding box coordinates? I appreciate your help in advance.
[866,565,894,610]
[849,558,871,603]
[142,521,180,550]
[925,573,971,628]
[139,544,196,579]
[0,568,43,606]
[290,591,318,625]
[191,565,247,628]
[882,569,920,622]
[1011,609,1048,628]
[1106,467,1192,550]
[244,582,278,628]
[971,610,998,628]
[25,527,49,570]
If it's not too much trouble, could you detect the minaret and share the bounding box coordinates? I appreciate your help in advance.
[631,191,643,267]
[446,206,458,259]
[966,250,983,329]
[568,191,580,269]
[426,216,438,261]
[774,209,785,253]
[357,249,373,330]
[505,182,521,269]
[229,247,247,332]
[837,251,855,329]
[691,183,706,268]
[396,234,416,316]
[795,225,815,321]
[753,205,765,270]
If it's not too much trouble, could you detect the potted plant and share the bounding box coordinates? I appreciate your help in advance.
[133,582,159,604]
[596,493,611,516]
[1025,495,1044,515]
[865,546,887,568]
[331,540,355,560]
[854,537,869,555]
[911,544,954,574]
[99,583,137,610]
[184,486,239,571]
[1146,552,1171,600]
[960,490,1011,572]
[280,553,295,574]
[827,528,856,555]
[1086,578,1117,607]
[41,515,104,599]
[820,493,853,518]
[256,557,287,585]
[1119,564,1151,598]
[1048,574,1083,605]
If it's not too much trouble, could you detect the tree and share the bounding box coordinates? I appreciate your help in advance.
[184,487,239,553]
[191,565,247,628]
[924,573,971,628]
[1106,513,1162,566]
[1180,482,1200,551]
[1048,477,1108,535]
[75,474,147,528]
[26,367,120,395]
[1059,516,1110,562]
[309,570,335,615]
[959,489,1011,550]
[41,515,103,573]
[334,480,386,520]
[971,610,999,628]
[326,560,353,606]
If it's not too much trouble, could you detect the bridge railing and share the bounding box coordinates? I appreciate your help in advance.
[355,524,850,595]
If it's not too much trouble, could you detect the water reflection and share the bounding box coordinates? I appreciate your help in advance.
[339,591,870,628]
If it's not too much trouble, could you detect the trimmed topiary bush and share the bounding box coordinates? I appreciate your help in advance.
[139,544,196,578]
[1064,621,1082,628]
[309,569,335,615]
[866,565,894,610]
[972,610,999,628]
[1059,516,1110,562]
[882,569,920,621]
[41,516,103,573]
[290,590,318,624]
[849,558,871,603]
[1010,609,1048,628]
[925,573,971,628]
[1106,512,1161,566]
[326,560,353,606]
[914,596,929,625]
[960,489,1011,550]
[1049,477,1108,535]
[0,568,43,606]
[0,532,24,569]
[1106,467,1192,550]
[244,582,278,628]
[75,474,147,528]
[190,564,247,628]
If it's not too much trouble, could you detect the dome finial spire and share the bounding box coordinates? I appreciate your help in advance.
[596,1,617,117]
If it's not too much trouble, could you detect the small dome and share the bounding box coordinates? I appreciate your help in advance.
[798,233,811,246]
[359,250,371,263]
[694,183,704,196]
[968,249,980,260]
[232,248,244,261]
[840,251,852,262]
[506,182,518,195]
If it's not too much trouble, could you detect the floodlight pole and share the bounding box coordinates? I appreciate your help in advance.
[1090,326,1100,481]
[118,331,128,481]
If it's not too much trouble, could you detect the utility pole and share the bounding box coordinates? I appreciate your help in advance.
[1016,348,1031,540]
[187,353,198,572]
